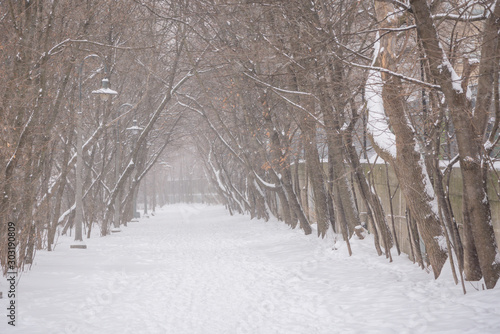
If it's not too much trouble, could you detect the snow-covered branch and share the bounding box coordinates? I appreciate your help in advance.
[47,39,153,57]
[432,12,488,22]
[269,89,325,128]
[365,70,397,159]
[252,171,280,191]
[241,74,325,128]
[338,55,441,90]
[243,72,318,99]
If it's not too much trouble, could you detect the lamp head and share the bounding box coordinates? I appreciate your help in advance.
[92,78,118,101]
[127,119,143,135]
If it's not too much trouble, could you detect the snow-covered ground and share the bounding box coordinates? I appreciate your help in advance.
[1,204,499,333]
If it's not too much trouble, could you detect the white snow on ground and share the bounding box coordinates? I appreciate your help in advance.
[1,204,500,333]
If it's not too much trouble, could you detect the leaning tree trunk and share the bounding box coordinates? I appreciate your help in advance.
[409,0,500,289]
[366,0,448,278]
[317,60,362,238]
[291,65,331,237]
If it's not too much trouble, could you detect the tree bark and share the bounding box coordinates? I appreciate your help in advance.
[366,0,448,277]
[410,0,500,288]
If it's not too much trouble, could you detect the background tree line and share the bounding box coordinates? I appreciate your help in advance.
[1,0,499,290]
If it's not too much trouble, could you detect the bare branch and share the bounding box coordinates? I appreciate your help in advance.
[334,52,441,90]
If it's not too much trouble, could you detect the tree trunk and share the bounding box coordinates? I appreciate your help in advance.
[409,0,500,288]
[367,0,448,277]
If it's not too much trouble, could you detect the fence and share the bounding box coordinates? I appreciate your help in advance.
[297,162,500,258]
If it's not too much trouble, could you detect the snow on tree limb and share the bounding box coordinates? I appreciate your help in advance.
[365,70,397,159]
[241,73,325,127]
[432,12,488,22]
[242,72,318,98]
[252,171,280,191]
[57,203,76,225]
[47,39,153,57]
[337,55,441,90]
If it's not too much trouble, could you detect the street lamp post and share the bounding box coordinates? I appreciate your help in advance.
[143,178,149,218]
[159,162,172,205]
[127,118,143,222]
[71,55,117,249]
[112,103,133,233]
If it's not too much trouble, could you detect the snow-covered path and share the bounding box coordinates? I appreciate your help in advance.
[2,204,500,333]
